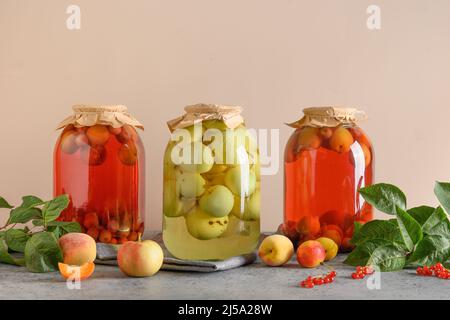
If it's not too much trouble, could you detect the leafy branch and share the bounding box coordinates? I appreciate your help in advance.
[344,182,450,271]
[0,195,81,272]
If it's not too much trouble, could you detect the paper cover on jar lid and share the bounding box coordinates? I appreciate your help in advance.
[56,104,144,130]
[287,107,368,128]
[167,103,245,131]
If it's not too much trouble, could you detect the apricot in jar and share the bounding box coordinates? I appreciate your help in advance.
[329,127,354,153]
[297,127,321,149]
[118,143,138,166]
[86,124,110,146]
[116,125,137,144]
[60,130,78,154]
[80,145,107,166]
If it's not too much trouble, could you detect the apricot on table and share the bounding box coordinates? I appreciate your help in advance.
[118,143,138,166]
[99,229,113,243]
[258,235,294,267]
[83,212,99,229]
[297,127,321,149]
[58,262,95,281]
[329,126,354,153]
[296,216,321,238]
[60,130,79,154]
[296,240,326,268]
[117,240,164,277]
[58,233,97,266]
[316,237,338,261]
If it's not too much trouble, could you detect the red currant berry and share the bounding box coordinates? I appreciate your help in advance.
[329,271,337,277]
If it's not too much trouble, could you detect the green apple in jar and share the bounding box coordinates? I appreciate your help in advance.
[185,207,229,240]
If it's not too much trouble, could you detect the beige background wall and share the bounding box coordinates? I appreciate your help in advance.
[1,0,450,231]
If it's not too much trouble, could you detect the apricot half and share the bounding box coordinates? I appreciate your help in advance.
[86,124,110,146]
[329,127,354,153]
[58,262,95,281]
[297,127,321,149]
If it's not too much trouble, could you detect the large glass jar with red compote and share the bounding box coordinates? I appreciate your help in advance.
[282,107,374,252]
[54,105,145,244]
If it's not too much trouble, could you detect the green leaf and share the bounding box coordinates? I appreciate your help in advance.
[5,229,29,253]
[421,206,450,237]
[359,183,407,215]
[407,235,450,266]
[0,197,13,209]
[0,239,25,266]
[24,232,62,273]
[344,239,407,271]
[8,207,41,224]
[434,181,450,214]
[47,221,81,235]
[407,206,435,225]
[350,220,406,248]
[49,226,62,239]
[32,219,44,226]
[41,195,69,226]
[395,206,423,251]
[21,196,44,208]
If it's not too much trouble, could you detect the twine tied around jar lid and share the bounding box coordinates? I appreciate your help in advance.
[287,106,367,128]
[56,104,144,130]
[167,103,245,131]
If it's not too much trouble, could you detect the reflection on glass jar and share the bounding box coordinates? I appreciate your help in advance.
[163,104,260,260]
[283,107,374,252]
[54,105,145,244]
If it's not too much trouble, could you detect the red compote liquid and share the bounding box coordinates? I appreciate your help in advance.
[283,122,374,252]
[54,110,145,244]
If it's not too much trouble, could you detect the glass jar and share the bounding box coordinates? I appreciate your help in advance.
[283,107,374,251]
[54,105,145,244]
[163,104,260,260]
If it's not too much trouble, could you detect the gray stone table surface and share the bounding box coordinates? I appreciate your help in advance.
[0,254,449,300]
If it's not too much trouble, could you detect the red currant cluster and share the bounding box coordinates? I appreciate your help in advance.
[416,263,449,279]
[351,266,374,279]
[300,271,336,288]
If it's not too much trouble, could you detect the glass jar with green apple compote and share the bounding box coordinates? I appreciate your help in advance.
[163,104,260,260]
